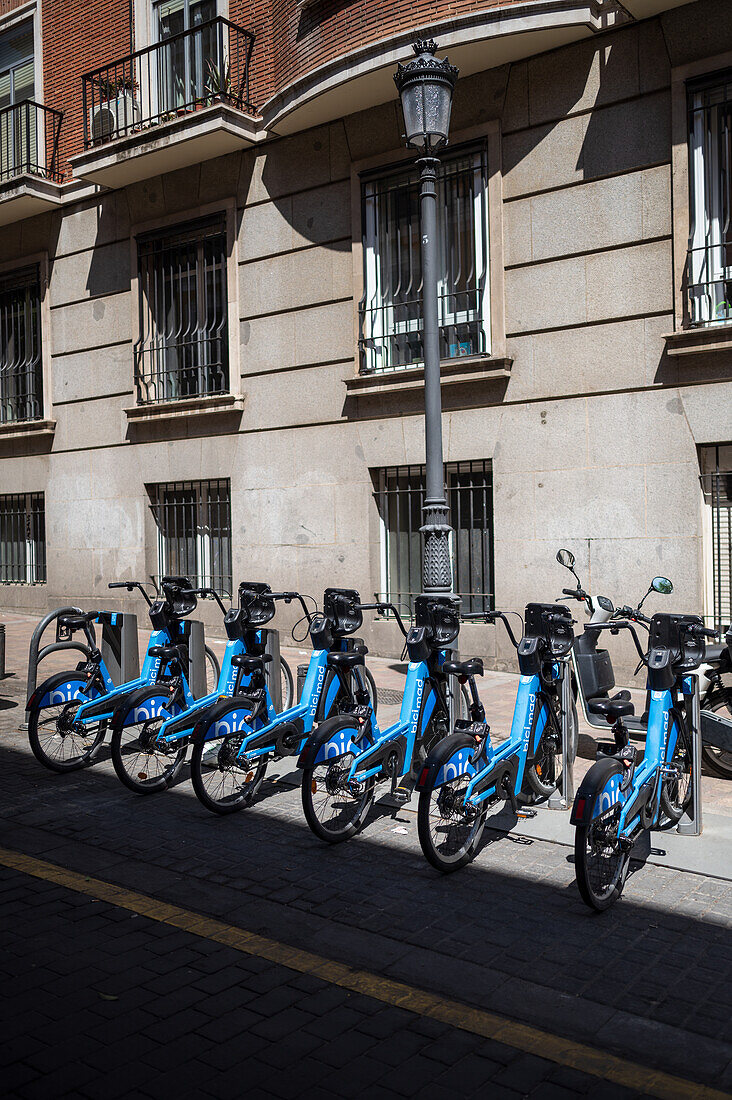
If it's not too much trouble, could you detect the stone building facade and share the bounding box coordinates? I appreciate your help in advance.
[0,0,730,675]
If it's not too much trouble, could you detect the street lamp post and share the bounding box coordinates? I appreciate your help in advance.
[394,40,458,597]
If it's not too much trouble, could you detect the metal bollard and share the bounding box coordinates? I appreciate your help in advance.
[264,629,282,712]
[549,660,576,810]
[0,623,5,678]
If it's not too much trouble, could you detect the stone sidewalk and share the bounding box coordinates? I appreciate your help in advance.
[1,608,732,1099]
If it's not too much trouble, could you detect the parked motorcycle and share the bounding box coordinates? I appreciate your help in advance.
[555,549,732,779]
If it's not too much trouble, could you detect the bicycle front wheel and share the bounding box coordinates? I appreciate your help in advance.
[575,805,630,911]
[191,735,268,814]
[302,749,375,844]
[28,699,106,773]
[660,720,693,822]
[417,772,486,873]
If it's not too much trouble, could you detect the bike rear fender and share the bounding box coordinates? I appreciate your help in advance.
[416,732,476,792]
[111,686,181,730]
[570,756,624,826]
[191,695,260,745]
[297,714,360,769]
[28,672,103,711]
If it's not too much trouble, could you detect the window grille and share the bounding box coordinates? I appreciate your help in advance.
[135,215,229,404]
[0,492,45,584]
[0,264,42,424]
[148,478,232,593]
[687,72,732,325]
[360,146,490,374]
[376,461,494,615]
[700,445,732,631]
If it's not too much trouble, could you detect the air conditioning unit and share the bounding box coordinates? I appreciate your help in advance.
[88,93,141,143]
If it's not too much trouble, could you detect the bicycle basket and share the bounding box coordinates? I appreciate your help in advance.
[323,588,362,637]
[649,612,704,671]
[161,576,197,616]
[524,602,574,655]
[414,595,461,648]
[238,582,276,627]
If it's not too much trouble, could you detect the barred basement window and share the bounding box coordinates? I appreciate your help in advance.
[376,461,494,615]
[0,264,43,423]
[700,445,732,632]
[0,492,46,584]
[687,71,732,325]
[148,479,232,592]
[360,146,489,374]
[135,214,229,405]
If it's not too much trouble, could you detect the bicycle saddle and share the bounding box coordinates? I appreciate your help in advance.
[588,690,634,723]
[149,644,188,665]
[58,611,97,630]
[327,650,365,670]
[443,657,484,678]
[232,653,273,672]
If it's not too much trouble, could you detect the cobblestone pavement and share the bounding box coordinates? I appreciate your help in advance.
[1,610,732,1099]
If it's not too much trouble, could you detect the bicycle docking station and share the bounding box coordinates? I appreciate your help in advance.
[23,606,141,729]
[548,662,577,811]
[677,677,703,837]
[264,628,282,712]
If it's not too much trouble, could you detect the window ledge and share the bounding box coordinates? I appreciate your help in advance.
[663,325,732,357]
[344,356,512,396]
[124,393,244,423]
[0,418,56,440]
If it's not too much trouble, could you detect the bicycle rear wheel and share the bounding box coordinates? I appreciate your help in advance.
[575,805,630,911]
[28,699,106,773]
[417,772,486,873]
[660,719,693,822]
[191,734,267,814]
[110,688,187,794]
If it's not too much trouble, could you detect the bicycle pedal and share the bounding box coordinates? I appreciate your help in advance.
[516,808,537,819]
[391,784,413,805]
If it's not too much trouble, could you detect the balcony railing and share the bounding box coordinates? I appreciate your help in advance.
[82,17,255,149]
[0,101,62,184]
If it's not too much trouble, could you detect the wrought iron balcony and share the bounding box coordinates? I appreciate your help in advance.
[82,17,255,149]
[0,100,62,184]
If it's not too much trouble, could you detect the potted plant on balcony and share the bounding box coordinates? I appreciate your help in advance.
[90,73,140,142]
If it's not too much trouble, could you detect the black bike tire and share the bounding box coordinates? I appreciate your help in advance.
[110,688,188,794]
[204,646,220,694]
[417,772,487,873]
[575,816,630,912]
[280,657,294,710]
[28,698,107,773]
[525,697,576,799]
[316,667,378,721]
[190,735,268,814]
[701,690,732,779]
[301,719,376,844]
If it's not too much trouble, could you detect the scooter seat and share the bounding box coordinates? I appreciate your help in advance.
[588,692,634,722]
[327,650,365,671]
[232,653,273,673]
[443,657,484,678]
[705,643,726,665]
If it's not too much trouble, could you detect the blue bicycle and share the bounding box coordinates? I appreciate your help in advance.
[415,603,576,872]
[26,577,214,773]
[299,594,467,844]
[108,583,293,795]
[189,588,377,814]
[571,609,714,910]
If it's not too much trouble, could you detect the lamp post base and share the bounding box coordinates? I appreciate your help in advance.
[421,497,452,596]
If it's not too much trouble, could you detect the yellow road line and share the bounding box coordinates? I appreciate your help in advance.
[0,845,728,1100]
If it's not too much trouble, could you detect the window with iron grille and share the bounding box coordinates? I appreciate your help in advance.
[700,445,732,631]
[147,479,232,592]
[360,146,490,374]
[687,71,732,325]
[0,264,42,423]
[135,214,229,404]
[0,492,45,584]
[376,461,494,615]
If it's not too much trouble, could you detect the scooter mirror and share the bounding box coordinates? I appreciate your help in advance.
[556,549,575,569]
[597,595,614,613]
[651,576,673,595]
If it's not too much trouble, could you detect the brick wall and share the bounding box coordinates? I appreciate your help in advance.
[41,0,130,178]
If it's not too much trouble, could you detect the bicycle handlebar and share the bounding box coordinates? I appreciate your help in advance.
[351,600,408,638]
[269,592,313,624]
[593,620,648,664]
[462,610,520,650]
[181,587,228,615]
[108,580,153,607]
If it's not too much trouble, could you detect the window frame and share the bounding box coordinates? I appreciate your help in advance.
[0,249,50,429]
[147,477,232,593]
[375,460,495,617]
[130,200,239,410]
[0,490,46,585]
[351,120,506,378]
